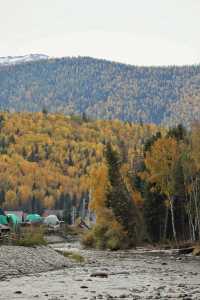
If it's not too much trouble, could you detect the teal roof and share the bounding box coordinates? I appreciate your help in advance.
[25,214,42,223]
[7,214,21,224]
[0,215,8,225]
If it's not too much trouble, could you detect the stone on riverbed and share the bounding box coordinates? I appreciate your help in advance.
[90,272,108,278]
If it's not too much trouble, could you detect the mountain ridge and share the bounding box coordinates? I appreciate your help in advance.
[0,55,199,126]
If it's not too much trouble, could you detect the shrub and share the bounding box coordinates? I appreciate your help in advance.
[70,252,85,263]
[106,236,121,251]
[82,221,128,251]
[92,224,108,249]
[193,246,200,256]
[105,227,124,251]
[82,231,95,248]
[15,227,47,247]
[56,250,85,262]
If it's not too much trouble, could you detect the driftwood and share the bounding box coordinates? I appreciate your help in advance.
[178,247,194,255]
[90,272,108,278]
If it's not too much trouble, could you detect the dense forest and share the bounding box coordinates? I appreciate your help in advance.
[85,123,200,249]
[0,112,159,215]
[1,112,200,248]
[0,57,200,126]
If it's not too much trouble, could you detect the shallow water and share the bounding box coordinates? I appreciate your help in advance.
[0,242,200,299]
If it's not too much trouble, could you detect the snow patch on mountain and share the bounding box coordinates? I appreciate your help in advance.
[0,54,49,65]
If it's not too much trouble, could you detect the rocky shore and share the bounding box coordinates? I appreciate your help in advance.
[0,243,200,299]
[0,245,72,279]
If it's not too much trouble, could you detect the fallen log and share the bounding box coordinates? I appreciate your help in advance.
[178,247,194,255]
[90,272,108,278]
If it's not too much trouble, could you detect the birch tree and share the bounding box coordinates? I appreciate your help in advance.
[145,137,180,244]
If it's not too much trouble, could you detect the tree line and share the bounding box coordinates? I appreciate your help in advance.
[85,124,200,249]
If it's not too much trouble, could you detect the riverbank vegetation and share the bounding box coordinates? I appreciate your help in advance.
[14,227,47,247]
[84,124,200,249]
[55,249,85,263]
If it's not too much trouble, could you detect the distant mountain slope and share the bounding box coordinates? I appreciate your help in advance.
[0,54,49,65]
[164,74,200,127]
[0,56,199,125]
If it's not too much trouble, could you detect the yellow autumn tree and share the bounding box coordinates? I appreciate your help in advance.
[145,137,180,243]
[82,162,126,250]
[18,185,32,204]
[5,190,17,209]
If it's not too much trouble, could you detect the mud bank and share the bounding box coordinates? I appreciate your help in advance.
[0,245,73,279]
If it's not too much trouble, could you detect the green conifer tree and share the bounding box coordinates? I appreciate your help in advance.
[105,143,138,245]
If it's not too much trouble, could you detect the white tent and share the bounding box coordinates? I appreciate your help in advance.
[44,215,60,226]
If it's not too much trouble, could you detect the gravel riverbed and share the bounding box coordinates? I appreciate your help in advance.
[0,242,200,299]
[0,245,73,279]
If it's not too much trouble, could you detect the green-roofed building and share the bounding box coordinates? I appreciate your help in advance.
[25,214,42,223]
[0,215,8,225]
[7,214,21,225]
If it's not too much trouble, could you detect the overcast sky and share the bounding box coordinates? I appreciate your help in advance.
[0,0,200,65]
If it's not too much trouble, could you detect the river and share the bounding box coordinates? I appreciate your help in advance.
[0,241,200,299]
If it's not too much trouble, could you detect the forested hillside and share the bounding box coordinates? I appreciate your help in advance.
[1,112,200,246]
[0,112,159,214]
[0,57,200,125]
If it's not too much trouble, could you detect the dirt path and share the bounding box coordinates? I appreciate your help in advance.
[0,243,200,299]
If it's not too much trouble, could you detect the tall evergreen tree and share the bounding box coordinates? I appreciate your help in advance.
[167,124,187,141]
[143,183,165,242]
[105,143,138,245]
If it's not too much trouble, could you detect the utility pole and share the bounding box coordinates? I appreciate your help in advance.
[72,206,76,225]
[82,197,86,220]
